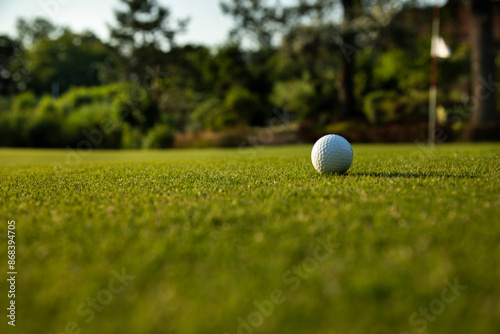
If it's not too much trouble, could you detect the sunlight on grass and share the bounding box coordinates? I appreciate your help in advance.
[0,144,499,334]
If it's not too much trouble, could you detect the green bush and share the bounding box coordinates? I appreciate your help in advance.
[58,84,124,115]
[26,114,63,148]
[0,112,29,147]
[269,80,315,120]
[142,124,174,149]
[112,84,153,127]
[157,86,196,130]
[63,102,123,148]
[324,121,368,134]
[397,90,430,119]
[35,95,60,118]
[224,86,261,125]
[12,91,38,113]
[121,123,143,149]
[373,49,429,91]
[363,90,399,124]
[59,88,93,114]
[0,96,12,112]
[190,97,238,131]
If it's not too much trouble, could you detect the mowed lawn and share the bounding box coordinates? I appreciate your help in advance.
[0,144,499,334]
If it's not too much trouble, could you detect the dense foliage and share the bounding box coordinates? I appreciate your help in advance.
[0,0,498,147]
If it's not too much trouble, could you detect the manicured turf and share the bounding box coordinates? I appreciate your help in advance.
[0,144,499,334]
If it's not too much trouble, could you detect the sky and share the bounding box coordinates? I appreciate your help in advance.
[0,0,235,46]
[0,0,449,46]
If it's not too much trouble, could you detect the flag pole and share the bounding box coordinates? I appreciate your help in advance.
[428,5,440,149]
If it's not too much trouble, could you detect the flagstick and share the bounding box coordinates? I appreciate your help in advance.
[428,5,440,149]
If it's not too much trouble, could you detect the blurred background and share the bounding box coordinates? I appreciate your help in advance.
[0,0,498,149]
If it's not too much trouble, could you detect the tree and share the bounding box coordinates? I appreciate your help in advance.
[16,17,58,45]
[109,0,189,80]
[338,0,361,119]
[0,17,58,96]
[27,30,111,94]
[220,0,289,49]
[220,0,396,120]
[467,0,497,134]
[0,35,25,95]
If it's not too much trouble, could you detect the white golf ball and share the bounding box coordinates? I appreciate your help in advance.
[311,134,353,174]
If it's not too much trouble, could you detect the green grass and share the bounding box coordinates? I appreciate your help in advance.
[0,144,499,334]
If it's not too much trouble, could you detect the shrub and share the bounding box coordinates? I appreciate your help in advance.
[35,95,60,118]
[269,80,315,120]
[224,86,261,125]
[397,90,431,120]
[172,126,252,148]
[373,49,429,91]
[157,86,195,130]
[0,112,29,147]
[58,84,125,115]
[12,91,37,113]
[363,90,399,124]
[63,102,123,148]
[190,97,238,131]
[324,121,369,134]
[0,96,12,112]
[142,124,174,149]
[26,114,63,148]
[112,84,153,127]
[59,88,93,114]
[121,123,143,149]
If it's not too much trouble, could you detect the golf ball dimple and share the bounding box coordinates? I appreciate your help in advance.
[311,134,353,174]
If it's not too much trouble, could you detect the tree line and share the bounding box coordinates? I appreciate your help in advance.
[0,0,498,148]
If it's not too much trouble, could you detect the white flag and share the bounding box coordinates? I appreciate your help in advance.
[431,36,451,58]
